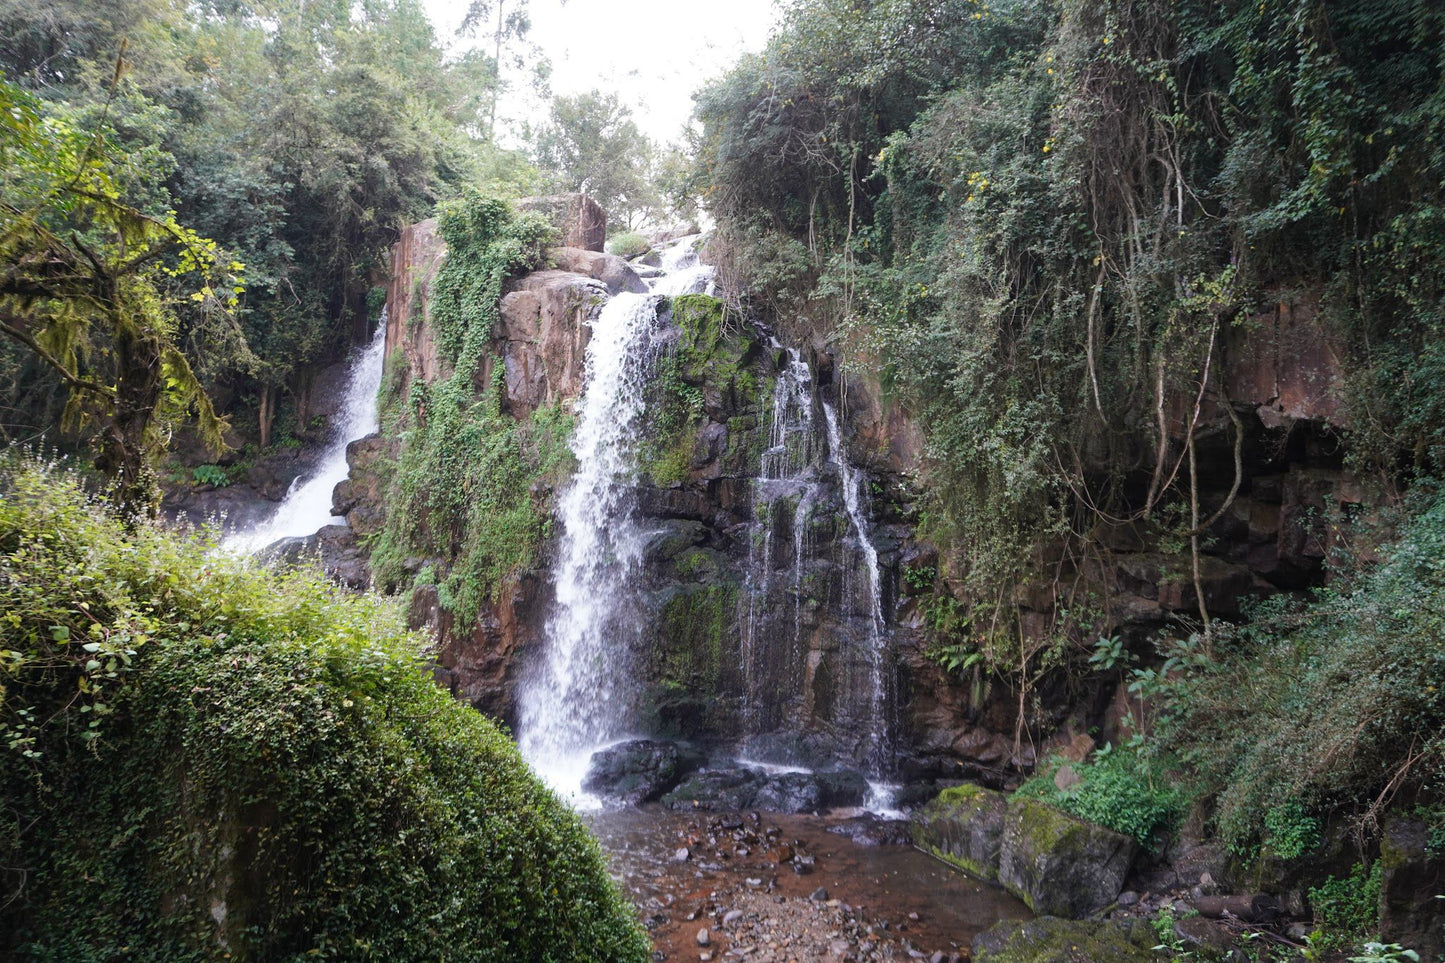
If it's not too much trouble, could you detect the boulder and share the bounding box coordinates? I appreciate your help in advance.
[971,917,1158,962]
[911,783,1008,882]
[582,739,703,805]
[1379,816,1445,960]
[997,797,1137,917]
[550,246,649,296]
[752,770,868,814]
[827,814,912,847]
[495,271,607,416]
[517,194,606,251]
[661,768,765,812]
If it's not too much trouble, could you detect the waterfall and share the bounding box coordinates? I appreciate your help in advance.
[517,289,667,799]
[226,322,387,554]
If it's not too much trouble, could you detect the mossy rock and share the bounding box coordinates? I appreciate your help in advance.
[998,797,1138,918]
[971,917,1159,963]
[911,783,1008,881]
[1379,816,1445,959]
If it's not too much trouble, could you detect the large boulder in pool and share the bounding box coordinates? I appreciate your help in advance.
[582,740,702,805]
[752,770,868,814]
[661,768,766,811]
[998,797,1137,917]
[911,783,1008,881]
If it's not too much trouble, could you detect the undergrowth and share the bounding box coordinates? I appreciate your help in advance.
[1162,485,1445,856]
[0,459,649,962]
[1014,742,1185,846]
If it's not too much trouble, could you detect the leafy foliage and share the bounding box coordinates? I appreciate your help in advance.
[1308,863,1384,952]
[1015,743,1185,846]
[0,458,649,961]
[532,90,658,229]
[1162,487,1445,854]
[370,193,572,625]
[0,75,235,513]
[696,0,1445,668]
[0,0,542,455]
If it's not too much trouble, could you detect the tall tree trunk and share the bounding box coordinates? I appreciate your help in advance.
[259,383,275,449]
[95,322,162,519]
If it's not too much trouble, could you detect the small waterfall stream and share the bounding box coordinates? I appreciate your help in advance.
[226,322,387,554]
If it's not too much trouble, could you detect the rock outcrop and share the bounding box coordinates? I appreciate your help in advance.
[912,786,1137,917]
[369,205,1378,794]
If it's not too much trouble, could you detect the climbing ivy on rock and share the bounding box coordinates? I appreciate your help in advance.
[370,193,573,626]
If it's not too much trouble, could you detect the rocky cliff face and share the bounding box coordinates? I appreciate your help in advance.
[361,204,1364,785]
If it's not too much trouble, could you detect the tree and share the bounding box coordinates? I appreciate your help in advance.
[0,76,235,514]
[460,0,551,141]
[532,89,657,229]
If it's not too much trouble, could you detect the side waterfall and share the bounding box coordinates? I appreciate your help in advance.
[227,322,387,554]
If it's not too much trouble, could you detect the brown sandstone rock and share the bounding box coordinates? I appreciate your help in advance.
[518,193,607,251]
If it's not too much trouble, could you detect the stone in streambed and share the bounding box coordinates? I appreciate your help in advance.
[582,739,703,805]
[662,768,766,811]
[997,797,1137,918]
[752,770,867,814]
[910,783,1007,880]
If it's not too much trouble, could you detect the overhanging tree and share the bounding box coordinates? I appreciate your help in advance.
[0,76,237,514]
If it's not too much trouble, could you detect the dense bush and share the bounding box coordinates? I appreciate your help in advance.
[1162,487,1445,855]
[0,461,649,962]
[606,231,652,259]
[696,0,1445,665]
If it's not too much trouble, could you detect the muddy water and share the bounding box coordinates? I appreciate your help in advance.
[587,808,1029,961]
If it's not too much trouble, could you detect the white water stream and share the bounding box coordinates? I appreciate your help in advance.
[225,323,387,555]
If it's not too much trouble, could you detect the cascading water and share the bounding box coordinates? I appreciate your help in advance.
[517,242,713,800]
[226,322,387,555]
[736,343,900,808]
[518,236,900,810]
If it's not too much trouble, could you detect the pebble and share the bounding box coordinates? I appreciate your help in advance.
[723,909,744,927]
[697,927,711,947]
[676,848,692,862]
[810,887,829,901]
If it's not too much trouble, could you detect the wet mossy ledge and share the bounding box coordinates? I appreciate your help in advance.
[0,462,650,962]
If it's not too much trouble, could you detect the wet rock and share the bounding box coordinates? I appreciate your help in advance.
[828,815,913,847]
[1379,815,1445,959]
[662,769,766,812]
[997,798,1137,918]
[910,784,1007,881]
[1174,915,1238,955]
[971,917,1158,962]
[583,739,704,805]
[550,245,649,296]
[753,770,867,814]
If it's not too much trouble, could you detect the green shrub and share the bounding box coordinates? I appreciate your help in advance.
[1014,744,1186,846]
[605,231,651,258]
[1308,863,1383,951]
[1165,487,1445,855]
[190,463,234,487]
[1263,799,1322,860]
[0,460,649,962]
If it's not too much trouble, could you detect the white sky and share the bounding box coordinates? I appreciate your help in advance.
[422,0,781,146]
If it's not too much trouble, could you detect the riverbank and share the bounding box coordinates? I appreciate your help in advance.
[587,808,1029,961]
